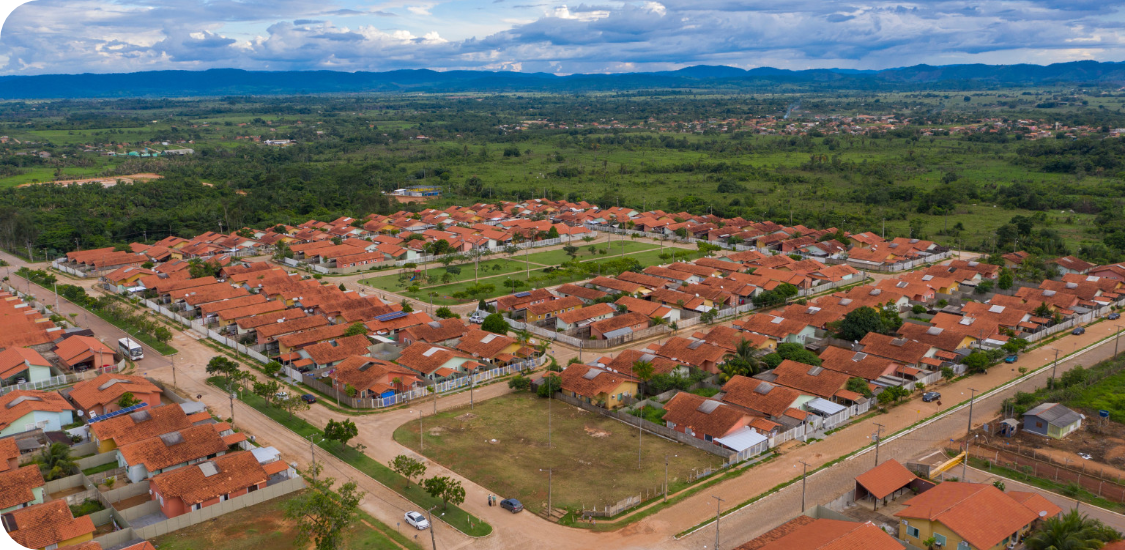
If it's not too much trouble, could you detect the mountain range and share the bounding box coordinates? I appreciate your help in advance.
[2,60,1124,99]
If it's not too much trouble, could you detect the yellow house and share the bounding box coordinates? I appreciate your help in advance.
[6,500,96,549]
[525,296,583,323]
[895,482,1060,550]
[558,364,639,410]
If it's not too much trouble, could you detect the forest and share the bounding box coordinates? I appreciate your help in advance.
[2,87,1125,264]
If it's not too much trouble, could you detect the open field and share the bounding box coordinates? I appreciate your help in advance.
[149,493,423,550]
[391,392,719,515]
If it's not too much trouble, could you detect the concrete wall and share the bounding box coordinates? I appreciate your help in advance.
[133,476,305,539]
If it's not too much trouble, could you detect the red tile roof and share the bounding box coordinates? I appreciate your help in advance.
[69,373,162,412]
[5,499,96,549]
[854,459,917,499]
[895,482,1043,550]
[0,465,45,509]
[150,451,268,506]
[0,390,75,432]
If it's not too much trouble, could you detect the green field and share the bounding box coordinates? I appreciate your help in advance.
[392,392,718,515]
[150,493,423,550]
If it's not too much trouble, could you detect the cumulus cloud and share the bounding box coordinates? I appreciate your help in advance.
[1,0,1124,74]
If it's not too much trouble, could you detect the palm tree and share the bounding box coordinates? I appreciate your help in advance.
[35,443,76,481]
[1025,509,1121,550]
[734,339,766,375]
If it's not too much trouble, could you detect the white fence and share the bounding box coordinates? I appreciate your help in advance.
[847,250,954,273]
[1024,305,1111,343]
[797,273,870,297]
[52,262,89,278]
[140,299,271,364]
[0,364,119,396]
[509,319,672,350]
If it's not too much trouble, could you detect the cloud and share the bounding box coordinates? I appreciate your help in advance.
[2,0,1125,74]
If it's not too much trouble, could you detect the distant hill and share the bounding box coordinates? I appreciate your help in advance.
[1,60,1124,99]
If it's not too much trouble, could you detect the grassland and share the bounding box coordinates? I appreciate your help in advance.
[391,392,719,515]
[149,493,424,550]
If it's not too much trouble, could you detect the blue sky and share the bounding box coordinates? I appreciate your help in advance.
[0,0,1123,75]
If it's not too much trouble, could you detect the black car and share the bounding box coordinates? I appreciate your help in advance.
[922,391,941,402]
[1073,327,1086,335]
[500,498,523,513]
[301,394,317,404]
[1110,312,1121,321]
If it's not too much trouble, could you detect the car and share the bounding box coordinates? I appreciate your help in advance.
[1110,312,1121,320]
[275,391,289,400]
[1079,453,1093,460]
[301,394,317,404]
[404,511,429,530]
[1004,355,1018,364]
[922,391,941,402]
[500,498,523,513]
[469,311,486,324]
[1073,327,1086,335]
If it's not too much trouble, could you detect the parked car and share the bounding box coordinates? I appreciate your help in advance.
[1079,452,1093,460]
[404,511,429,530]
[1110,312,1121,320]
[1073,327,1086,335]
[1004,355,1018,364]
[500,498,523,513]
[469,310,486,324]
[922,391,941,402]
[275,391,289,400]
[301,394,317,404]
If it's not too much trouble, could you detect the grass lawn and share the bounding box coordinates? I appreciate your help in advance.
[206,377,491,536]
[81,462,118,476]
[150,493,424,550]
[522,240,658,266]
[391,392,719,515]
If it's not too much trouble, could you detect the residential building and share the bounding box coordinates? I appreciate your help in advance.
[0,465,46,513]
[720,376,802,419]
[53,335,116,371]
[0,348,53,385]
[0,390,75,437]
[1022,403,1083,439]
[768,360,851,400]
[557,365,638,410]
[589,312,650,340]
[90,403,209,453]
[895,482,1060,550]
[661,392,753,443]
[3,499,96,550]
[68,373,163,417]
[395,342,479,380]
[149,451,289,518]
[526,296,583,323]
[733,515,903,550]
[454,329,521,364]
[116,422,239,483]
[648,337,728,373]
[555,303,616,331]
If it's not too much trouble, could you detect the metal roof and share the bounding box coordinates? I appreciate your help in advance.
[714,426,768,453]
[805,397,846,416]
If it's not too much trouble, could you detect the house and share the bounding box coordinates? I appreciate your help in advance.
[818,346,903,382]
[733,314,816,345]
[589,312,650,340]
[0,390,76,437]
[299,334,372,369]
[895,482,1060,550]
[526,296,583,323]
[661,392,753,444]
[2,499,96,549]
[68,373,163,417]
[149,451,288,518]
[116,422,240,483]
[397,318,470,346]
[554,284,608,304]
[90,403,208,453]
[0,438,19,473]
[732,515,904,550]
[648,337,728,373]
[395,342,480,380]
[720,375,802,419]
[454,329,521,364]
[555,303,616,331]
[615,295,679,322]
[858,333,936,370]
[1001,251,1031,269]
[596,349,686,378]
[0,348,53,385]
[769,360,850,400]
[853,459,919,510]
[0,465,46,512]
[557,364,638,410]
[1023,403,1083,439]
[330,356,420,398]
[1052,255,1095,276]
[493,288,555,315]
[53,335,116,371]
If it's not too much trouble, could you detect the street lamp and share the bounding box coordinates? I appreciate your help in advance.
[712,495,725,550]
[229,392,237,429]
[797,460,811,512]
[962,388,977,481]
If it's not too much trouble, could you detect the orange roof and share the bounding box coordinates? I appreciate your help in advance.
[854,459,917,499]
[0,347,51,379]
[0,465,45,509]
[117,423,229,471]
[89,404,194,448]
[69,373,163,412]
[54,335,116,368]
[150,451,268,506]
[6,499,96,549]
[0,390,75,432]
[749,517,903,550]
[895,482,1042,550]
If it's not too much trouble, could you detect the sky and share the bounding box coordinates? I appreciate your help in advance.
[0,0,1124,75]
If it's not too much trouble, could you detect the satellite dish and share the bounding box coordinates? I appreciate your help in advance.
[76,410,84,417]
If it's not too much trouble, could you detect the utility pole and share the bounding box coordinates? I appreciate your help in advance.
[664,454,677,503]
[541,468,552,518]
[873,423,885,467]
[25,240,32,263]
[171,354,177,388]
[74,237,80,252]
[53,282,59,314]
[962,388,977,481]
[712,495,725,550]
[426,506,438,550]
[470,378,475,410]
[1116,326,1122,358]
[229,392,237,430]
[307,434,321,482]
[638,414,643,469]
[1052,349,1060,382]
[798,460,811,512]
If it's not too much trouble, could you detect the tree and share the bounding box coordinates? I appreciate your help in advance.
[264,360,283,378]
[941,366,955,382]
[390,455,427,488]
[253,380,282,405]
[153,326,172,344]
[537,374,561,397]
[400,299,414,313]
[998,268,1014,290]
[34,443,75,481]
[481,313,510,335]
[632,360,655,393]
[846,377,873,398]
[323,419,358,448]
[206,355,241,391]
[343,322,367,338]
[838,306,884,341]
[117,391,140,408]
[879,303,903,333]
[279,394,311,420]
[1024,509,1121,550]
[963,351,991,374]
[422,476,466,511]
[507,374,531,391]
[992,480,1006,491]
[563,245,579,259]
[284,466,364,550]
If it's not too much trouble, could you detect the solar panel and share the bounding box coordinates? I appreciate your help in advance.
[374,311,408,322]
[88,402,148,423]
[427,321,443,329]
[922,275,934,281]
[896,281,908,288]
[514,291,532,298]
[989,305,1005,313]
[688,340,705,350]
[481,333,499,344]
[869,288,882,296]
[696,400,722,414]
[959,317,974,326]
[1043,290,1056,297]
[1066,282,1078,289]
[770,317,784,324]
[806,307,821,314]
[968,261,979,267]
[839,298,852,306]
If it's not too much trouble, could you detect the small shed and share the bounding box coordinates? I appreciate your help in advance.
[1023,403,1083,439]
[854,459,925,510]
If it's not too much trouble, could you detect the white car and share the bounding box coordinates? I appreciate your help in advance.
[405,511,430,530]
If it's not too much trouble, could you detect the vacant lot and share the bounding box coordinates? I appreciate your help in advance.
[150,492,422,550]
[392,392,718,515]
